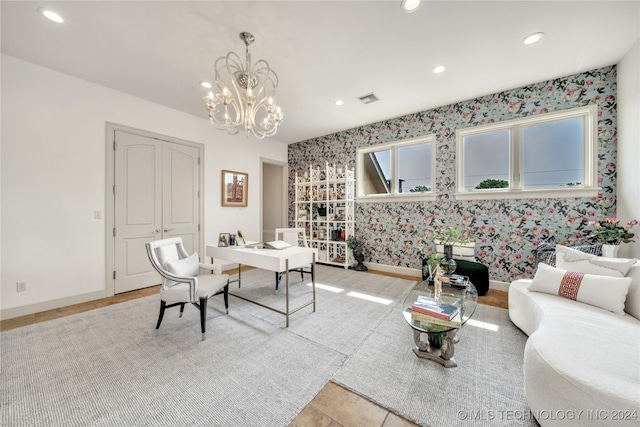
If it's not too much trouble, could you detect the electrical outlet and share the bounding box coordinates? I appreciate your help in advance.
[17,281,27,292]
[94,211,102,220]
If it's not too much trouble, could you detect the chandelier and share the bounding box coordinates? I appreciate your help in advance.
[205,32,283,139]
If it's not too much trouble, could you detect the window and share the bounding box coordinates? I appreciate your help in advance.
[357,135,435,201]
[455,105,598,200]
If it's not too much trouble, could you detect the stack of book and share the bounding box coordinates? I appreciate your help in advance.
[411,296,462,330]
[441,274,466,287]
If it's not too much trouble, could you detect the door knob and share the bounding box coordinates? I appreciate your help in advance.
[164,228,173,233]
[154,229,160,233]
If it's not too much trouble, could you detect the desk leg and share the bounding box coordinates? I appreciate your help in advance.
[312,253,316,312]
[285,259,290,328]
[238,264,242,288]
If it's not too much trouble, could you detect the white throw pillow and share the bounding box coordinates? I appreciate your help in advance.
[164,253,199,286]
[555,245,637,277]
[529,263,631,315]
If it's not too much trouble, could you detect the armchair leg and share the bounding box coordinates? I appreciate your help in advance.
[223,284,229,314]
[275,272,280,294]
[155,300,167,334]
[199,297,208,338]
[179,303,186,318]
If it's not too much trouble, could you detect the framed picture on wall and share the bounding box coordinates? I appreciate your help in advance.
[221,170,248,207]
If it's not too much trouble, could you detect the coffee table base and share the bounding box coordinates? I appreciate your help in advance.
[412,330,459,368]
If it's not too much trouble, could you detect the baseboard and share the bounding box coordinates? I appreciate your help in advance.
[1,289,108,320]
[363,262,421,278]
[364,262,511,292]
[490,280,510,292]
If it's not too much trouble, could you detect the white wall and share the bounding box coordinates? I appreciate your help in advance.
[617,40,640,259]
[1,54,287,316]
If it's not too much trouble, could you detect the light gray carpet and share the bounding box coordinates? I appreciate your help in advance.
[1,265,534,426]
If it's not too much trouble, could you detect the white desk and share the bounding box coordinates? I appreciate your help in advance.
[206,244,317,327]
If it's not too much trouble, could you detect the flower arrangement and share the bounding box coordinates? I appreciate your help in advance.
[587,218,638,245]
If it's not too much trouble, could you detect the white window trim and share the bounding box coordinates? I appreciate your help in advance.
[357,135,436,203]
[454,104,600,200]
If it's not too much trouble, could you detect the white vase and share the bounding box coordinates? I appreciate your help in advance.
[602,244,620,258]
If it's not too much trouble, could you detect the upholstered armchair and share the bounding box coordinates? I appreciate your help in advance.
[274,227,313,292]
[146,237,229,339]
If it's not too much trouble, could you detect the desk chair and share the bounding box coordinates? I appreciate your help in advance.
[146,237,229,339]
[274,227,313,293]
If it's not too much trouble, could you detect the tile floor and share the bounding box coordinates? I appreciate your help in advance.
[1,268,508,427]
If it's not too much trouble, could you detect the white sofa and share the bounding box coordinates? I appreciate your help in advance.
[509,262,640,426]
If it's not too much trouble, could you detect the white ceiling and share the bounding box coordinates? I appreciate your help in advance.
[2,1,639,144]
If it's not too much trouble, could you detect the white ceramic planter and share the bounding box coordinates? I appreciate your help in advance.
[602,244,620,258]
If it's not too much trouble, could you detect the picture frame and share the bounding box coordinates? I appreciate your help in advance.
[335,206,345,220]
[221,170,248,207]
[218,233,230,247]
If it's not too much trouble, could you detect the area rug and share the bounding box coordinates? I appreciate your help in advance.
[1,265,534,426]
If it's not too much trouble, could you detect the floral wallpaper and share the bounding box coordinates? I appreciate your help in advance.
[288,66,617,283]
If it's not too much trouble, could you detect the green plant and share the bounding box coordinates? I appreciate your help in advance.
[347,236,371,257]
[426,226,473,246]
[475,179,508,190]
[587,218,638,244]
[409,185,431,192]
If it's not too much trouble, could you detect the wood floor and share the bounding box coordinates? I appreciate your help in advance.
[1,268,509,427]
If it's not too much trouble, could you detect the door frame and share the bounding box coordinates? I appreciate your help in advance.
[260,157,288,243]
[105,122,205,296]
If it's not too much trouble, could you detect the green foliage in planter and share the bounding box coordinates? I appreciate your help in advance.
[409,185,431,192]
[475,179,509,190]
[347,236,371,257]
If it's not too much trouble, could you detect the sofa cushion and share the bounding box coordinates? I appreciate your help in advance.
[529,263,631,315]
[556,244,637,277]
[625,263,640,320]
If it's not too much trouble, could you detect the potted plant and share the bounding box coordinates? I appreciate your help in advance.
[586,218,638,257]
[425,226,475,274]
[347,236,371,271]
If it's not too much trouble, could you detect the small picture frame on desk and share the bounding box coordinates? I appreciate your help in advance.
[218,233,230,247]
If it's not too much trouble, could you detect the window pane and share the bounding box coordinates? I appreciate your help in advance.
[462,130,510,190]
[362,149,391,195]
[521,118,583,187]
[398,143,432,193]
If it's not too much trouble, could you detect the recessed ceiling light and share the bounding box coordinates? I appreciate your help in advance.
[200,81,212,89]
[432,65,446,74]
[38,8,64,23]
[401,0,421,13]
[523,32,545,45]
[335,100,344,106]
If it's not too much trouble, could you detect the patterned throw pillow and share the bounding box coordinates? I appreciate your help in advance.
[528,263,632,315]
[556,245,637,277]
[534,241,602,268]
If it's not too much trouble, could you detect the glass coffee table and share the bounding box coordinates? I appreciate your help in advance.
[402,279,478,368]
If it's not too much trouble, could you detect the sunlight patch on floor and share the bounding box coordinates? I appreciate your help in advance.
[306,283,344,293]
[346,291,393,305]
[466,318,499,331]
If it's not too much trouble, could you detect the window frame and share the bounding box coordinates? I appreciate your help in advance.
[356,135,436,203]
[455,105,599,200]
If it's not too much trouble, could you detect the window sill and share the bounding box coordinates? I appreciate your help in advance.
[357,193,437,203]
[454,187,601,201]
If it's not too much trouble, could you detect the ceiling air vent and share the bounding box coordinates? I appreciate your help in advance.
[358,92,379,104]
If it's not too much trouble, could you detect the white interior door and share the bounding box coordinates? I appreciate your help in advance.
[113,131,201,294]
[114,131,162,293]
[162,143,200,255]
